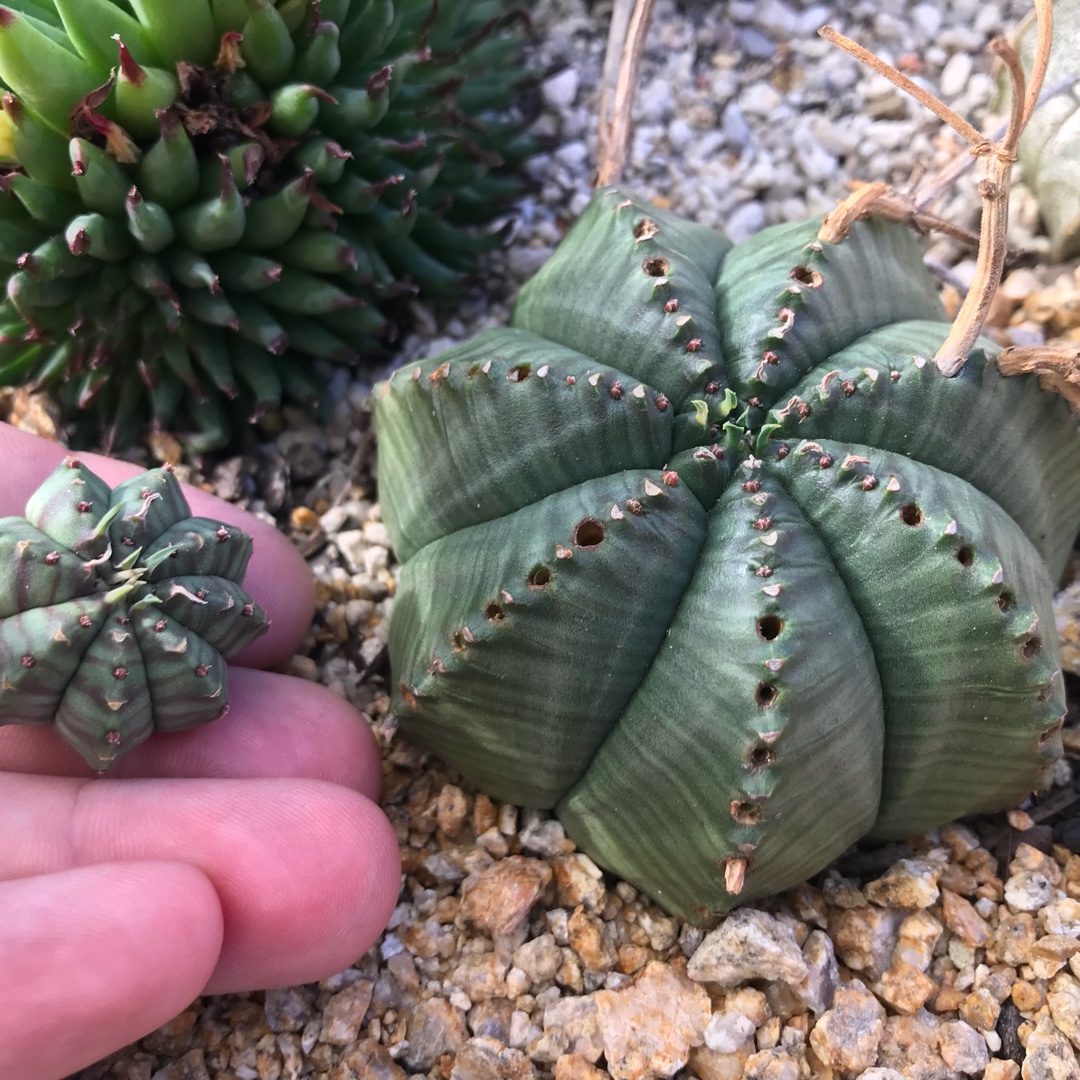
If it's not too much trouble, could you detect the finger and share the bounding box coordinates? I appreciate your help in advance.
[0,422,314,668]
[0,774,401,993]
[0,861,222,1080]
[0,668,384,798]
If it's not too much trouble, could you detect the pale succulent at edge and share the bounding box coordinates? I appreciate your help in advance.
[0,0,532,451]
[0,456,268,768]
[373,186,1080,922]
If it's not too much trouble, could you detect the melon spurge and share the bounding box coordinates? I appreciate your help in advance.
[372,3,1080,920]
[0,457,268,769]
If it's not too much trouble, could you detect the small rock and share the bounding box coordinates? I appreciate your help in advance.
[704,1010,757,1053]
[856,1072,905,1080]
[542,69,579,110]
[554,1055,610,1080]
[688,909,809,987]
[793,930,838,1014]
[1022,1016,1080,1080]
[461,857,553,936]
[264,987,314,1034]
[1049,979,1080,1051]
[875,961,937,1015]
[809,980,886,1073]
[450,1036,537,1080]
[875,1011,955,1080]
[938,1019,990,1074]
[942,889,990,947]
[865,856,944,909]
[986,1063,1021,1080]
[401,997,468,1072]
[1005,871,1056,913]
[829,906,903,981]
[894,910,944,972]
[331,1039,406,1080]
[437,785,469,837]
[519,817,575,858]
[451,953,509,1003]
[543,995,604,1063]
[552,854,606,912]
[515,933,564,988]
[594,961,711,1080]
[320,980,374,1046]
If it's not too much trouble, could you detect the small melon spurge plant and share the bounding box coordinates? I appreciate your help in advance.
[372,4,1080,920]
[0,457,268,769]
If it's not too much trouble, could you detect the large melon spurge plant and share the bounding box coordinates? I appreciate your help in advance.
[373,3,1080,920]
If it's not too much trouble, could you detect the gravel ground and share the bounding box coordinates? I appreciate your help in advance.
[69,1,1080,1078]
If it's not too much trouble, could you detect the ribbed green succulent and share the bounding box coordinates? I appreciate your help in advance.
[373,186,1080,921]
[0,456,268,768]
[0,0,532,451]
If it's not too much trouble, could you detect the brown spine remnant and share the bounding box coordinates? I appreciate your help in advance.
[819,2,1053,378]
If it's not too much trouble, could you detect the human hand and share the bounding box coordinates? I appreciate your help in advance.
[0,423,401,1080]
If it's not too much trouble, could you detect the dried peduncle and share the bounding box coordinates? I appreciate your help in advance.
[820,1,1054,377]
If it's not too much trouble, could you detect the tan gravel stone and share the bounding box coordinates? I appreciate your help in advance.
[959,987,1001,1031]
[1022,1016,1080,1079]
[875,961,938,1014]
[1014,980,1049,1013]
[449,1035,538,1079]
[568,908,618,973]
[985,1062,1021,1080]
[864,854,946,909]
[943,888,990,947]
[594,961,710,1080]
[461,856,553,936]
[688,909,808,987]
[437,785,469,837]
[993,912,1038,967]
[320,981,374,1046]
[829,906,903,981]
[544,995,604,1063]
[451,953,509,1002]
[742,1047,800,1080]
[808,979,886,1073]
[1049,976,1080,1051]
[554,1054,611,1080]
[401,997,469,1072]
[938,1019,990,1074]
[552,854,606,912]
[793,929,839,1014]
[330,1039,406,1080]
[894,910,944,972]
[875,1011,957,1080]
[687,1042,754,1080]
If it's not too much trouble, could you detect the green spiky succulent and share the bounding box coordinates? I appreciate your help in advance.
[0,0,532,451]
[372,185,1080,921]
[0,455,268,768]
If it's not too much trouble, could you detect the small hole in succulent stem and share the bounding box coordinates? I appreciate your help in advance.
[484,602,504,621]
[756,616,783,641]
[527,565,551,589]
[1039,721,1063,748]
[755,683,778,707]
[729,800,761,825]
[956,546,974,567]
[789,265,823,288]
[899,503,924,526]
[507,364,531,382]
[573,518,606,548]
[747,745,775,769]
[1022,636,1042,661]
[633,218,659,240]
[642,256,670,276]
[997,591,1015,611]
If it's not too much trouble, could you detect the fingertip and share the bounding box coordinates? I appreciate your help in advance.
[206,786,402,993]
[0,861,223,1080]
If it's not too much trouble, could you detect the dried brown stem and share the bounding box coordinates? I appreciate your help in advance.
[595,0,656,187]
[820,7,1054,379]
[818,26,984,147]
[996,347,1080,416]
